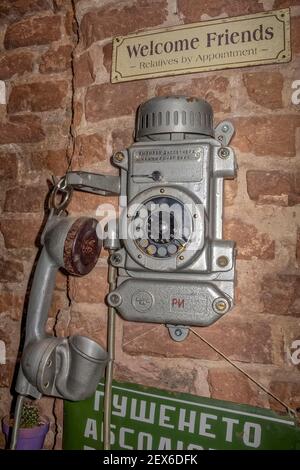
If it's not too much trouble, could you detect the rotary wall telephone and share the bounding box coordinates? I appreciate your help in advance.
[12,96,237,448]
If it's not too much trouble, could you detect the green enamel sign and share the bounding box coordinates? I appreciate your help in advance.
[63,381,300,450]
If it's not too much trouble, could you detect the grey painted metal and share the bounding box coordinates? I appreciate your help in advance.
[15,214,108,401]
[10,394,25,450]
[108,278,229,326]
[49,170,120,216]
[136,96,214,140]
[214,120,235,146]
[108,95,237,333]
[103,250,118,451]
[15,93,236,413]
[64,171,120,195]
[167,324,189,342]
[103,224,120,251]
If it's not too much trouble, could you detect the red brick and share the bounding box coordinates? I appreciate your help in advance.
[209,369,264,406]
[55,270,67,291]
[73,101,83,127]
[39,45,72,73]
[0,153,18,180]
[0,0,52,23]
[243,72,283,110]
[74,133,107,168]
[48,291,69,318]
[269,380,300,412]
[0,254,23,283]
[46,149,68,175]
[232,115,300,158]
[292,17,300,54]
[0,361,15,388]
[0,217,42,248]
[177,0,264,22]
[293,172,300,206]
[246,171,300,206]
[224,179,238,207]
[4,15,61,49]
[30,149,68,175]
[0,115,45,144]
[80,0,168,48]
[261,275,300,317]
[0,292,23,320]
[247,170,291,200]
[29,150,49,171]
[70,267,108,303]
[112,127,134,153]
[0,51,33,80]
[114,360,202,395]
[68,191,115,213]
[53,0,71,12]
[8,81,68,113]
[0,292,22,312]
[67,307,107,347]
[85,82,148,122]
[4,187,47,213]
[64,8,76,38]
[0,105,5,123]
[123,318,274,363]
[234,262,262,315]
[274,0,300,7]
[297,229,300,263]
[103,42,112,74]
[74,51,95,88]
[224,218,275,260]
[45,115,72,145]
[156,76,230,114]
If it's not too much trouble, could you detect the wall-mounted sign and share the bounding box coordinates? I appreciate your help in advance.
[111,9,290,83]
[63,381,300,450]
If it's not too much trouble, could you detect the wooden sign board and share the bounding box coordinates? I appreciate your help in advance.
[111,9,291,83]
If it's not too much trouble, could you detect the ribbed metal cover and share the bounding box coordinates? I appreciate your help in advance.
[135,96,214,141]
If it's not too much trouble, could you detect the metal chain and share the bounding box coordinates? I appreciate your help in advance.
[49,177,73,214]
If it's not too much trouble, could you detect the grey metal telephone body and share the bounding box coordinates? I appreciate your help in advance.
[107,96,237,340]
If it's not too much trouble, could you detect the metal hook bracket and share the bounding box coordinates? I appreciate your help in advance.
[215,121,235,146]
[167,324,189,342]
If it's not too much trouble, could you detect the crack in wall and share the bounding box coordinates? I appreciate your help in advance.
[66,0,80,172]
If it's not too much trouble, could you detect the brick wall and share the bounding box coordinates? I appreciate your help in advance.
[0,0,76,449]
[0,0,300,449]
